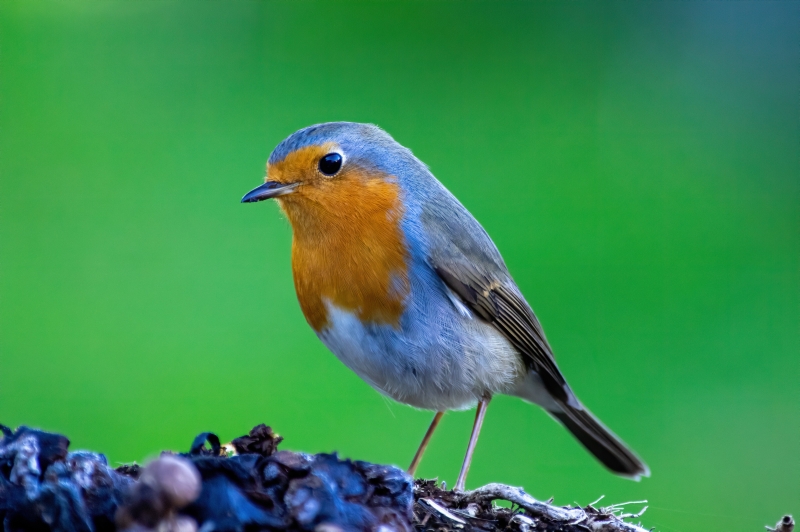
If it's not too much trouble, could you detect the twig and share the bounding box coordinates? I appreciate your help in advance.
[459,483,650,532]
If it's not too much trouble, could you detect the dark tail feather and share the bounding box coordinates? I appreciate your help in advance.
[551,402,649,480]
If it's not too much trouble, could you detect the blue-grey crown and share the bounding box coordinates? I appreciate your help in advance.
[268,122,420,176]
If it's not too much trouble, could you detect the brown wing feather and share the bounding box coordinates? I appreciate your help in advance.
[433,263,571,404]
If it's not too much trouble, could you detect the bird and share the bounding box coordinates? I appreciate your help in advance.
[242,122,649,490]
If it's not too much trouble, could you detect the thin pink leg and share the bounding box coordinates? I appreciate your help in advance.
[454,395,492,492]
[408,411,445,477]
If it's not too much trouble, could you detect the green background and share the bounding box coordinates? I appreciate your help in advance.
[1,1,798,530]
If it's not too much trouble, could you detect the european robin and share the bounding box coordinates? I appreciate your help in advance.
[242,122,648,490]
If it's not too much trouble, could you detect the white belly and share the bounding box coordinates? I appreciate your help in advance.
[317,301,525,411]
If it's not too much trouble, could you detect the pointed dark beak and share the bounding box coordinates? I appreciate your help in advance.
[241,181,298,203]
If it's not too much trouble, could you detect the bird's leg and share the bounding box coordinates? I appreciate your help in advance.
[408,411,444,477]
[454,394,492,492]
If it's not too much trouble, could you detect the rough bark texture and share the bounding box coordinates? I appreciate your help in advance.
[0,423,781,532]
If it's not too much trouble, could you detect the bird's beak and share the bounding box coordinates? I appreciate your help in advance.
[241,181,298,203]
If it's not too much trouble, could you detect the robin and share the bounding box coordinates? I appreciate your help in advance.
[242,122,648,490]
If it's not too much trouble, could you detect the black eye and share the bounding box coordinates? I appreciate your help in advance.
[318,153,343,176]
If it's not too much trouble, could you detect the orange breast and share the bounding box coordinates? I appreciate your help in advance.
[278,168,410,332]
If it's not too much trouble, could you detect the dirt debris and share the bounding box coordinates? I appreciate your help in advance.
[0,423,654,532]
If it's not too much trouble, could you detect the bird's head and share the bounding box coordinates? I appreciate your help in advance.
[242,122,413,237]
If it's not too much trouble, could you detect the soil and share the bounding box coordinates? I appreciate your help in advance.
[0,423,650,532]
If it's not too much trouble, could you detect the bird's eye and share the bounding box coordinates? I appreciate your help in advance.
[318,153,343,176]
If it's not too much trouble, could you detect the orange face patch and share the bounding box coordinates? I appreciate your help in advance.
[268,146,410,332]
[267,143,338,185]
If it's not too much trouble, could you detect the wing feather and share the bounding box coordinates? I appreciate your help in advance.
[432,261,571,404]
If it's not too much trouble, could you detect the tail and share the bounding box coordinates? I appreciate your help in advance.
[551,401,650,480]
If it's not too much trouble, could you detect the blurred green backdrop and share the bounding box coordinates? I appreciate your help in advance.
[1,1,798,530]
